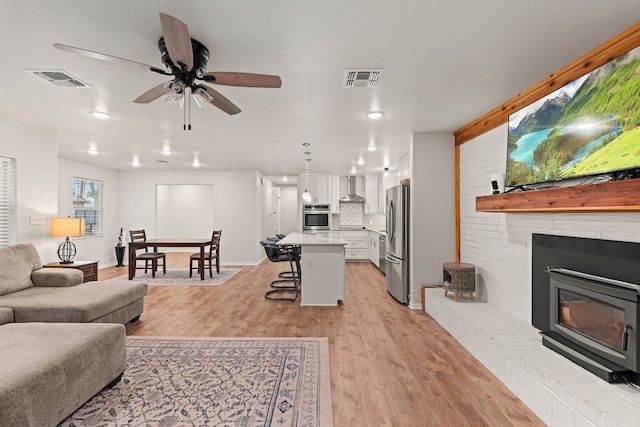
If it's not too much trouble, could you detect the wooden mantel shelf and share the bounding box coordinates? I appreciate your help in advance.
[476,179,640,213]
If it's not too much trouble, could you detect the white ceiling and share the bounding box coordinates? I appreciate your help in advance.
[1,1,638,184]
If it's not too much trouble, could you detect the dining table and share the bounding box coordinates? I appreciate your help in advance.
[128,238,213,280]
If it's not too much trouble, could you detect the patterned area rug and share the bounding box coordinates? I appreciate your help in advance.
[111,268,242,285]
[59,337,333,427]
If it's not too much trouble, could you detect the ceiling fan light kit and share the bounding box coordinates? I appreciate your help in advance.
[192,87,213,108]
[53,12,282,130]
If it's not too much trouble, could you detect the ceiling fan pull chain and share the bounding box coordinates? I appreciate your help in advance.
[184,86,191,131]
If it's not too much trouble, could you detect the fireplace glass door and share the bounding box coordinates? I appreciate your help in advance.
[559,289,625,352]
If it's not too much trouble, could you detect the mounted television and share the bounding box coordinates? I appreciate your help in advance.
[506,45,640,190]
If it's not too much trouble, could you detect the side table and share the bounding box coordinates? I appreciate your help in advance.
[443,262,475,302]
[44,261,99,283]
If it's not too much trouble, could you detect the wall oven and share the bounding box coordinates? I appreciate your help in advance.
[302,204,330,232]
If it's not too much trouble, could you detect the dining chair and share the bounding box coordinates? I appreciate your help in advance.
[189,230,222,278]
[129,229,166,278]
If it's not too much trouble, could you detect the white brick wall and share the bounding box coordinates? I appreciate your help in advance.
[459,123,640,323]
[423,122,640,427]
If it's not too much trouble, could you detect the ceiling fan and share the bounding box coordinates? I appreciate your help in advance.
[54,12,282,129]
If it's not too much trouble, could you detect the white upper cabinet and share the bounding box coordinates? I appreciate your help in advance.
[331,175,341,213]
[379,170,395,212]
[365,175,380,214]
[307,174,331,204]
[394,156,411,186]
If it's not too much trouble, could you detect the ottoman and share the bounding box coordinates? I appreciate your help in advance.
[0,319,126,427]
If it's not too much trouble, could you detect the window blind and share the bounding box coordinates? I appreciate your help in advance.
[0,156,16,247]
[72,177,104,237]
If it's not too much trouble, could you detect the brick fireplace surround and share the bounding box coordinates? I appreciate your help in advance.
[425,290,640,426]
[440,124,640,426]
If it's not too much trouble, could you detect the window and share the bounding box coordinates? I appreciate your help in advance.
[72,177,103,237]
[0,156,16,247]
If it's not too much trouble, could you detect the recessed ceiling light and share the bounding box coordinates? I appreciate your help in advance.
[87,148,98,155]
[283,176,288,182]
[366,111,384,119]
[90,111,112,120]
[131,155,140,167]
[367,145,377,151]
[192,159,201,168]
[161,147,171,156]
[357,159,365,165]
[350,167,357,174]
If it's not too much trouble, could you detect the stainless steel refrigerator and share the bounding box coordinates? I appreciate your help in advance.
[385,184,409,304]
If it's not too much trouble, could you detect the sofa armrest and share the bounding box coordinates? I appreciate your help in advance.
[0,308,13,325]
[30,268,84,287]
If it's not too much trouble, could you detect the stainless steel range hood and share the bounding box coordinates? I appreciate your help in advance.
[339,176,366,202]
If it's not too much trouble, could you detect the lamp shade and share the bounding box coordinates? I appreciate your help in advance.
[51,217,86,237]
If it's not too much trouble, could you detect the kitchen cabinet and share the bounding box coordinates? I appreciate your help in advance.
[302,174,332,204]
[339,230,368,260]
[379,171,395,213]
[394,156,411,186]
[365,175,379,214]
[367,231,379,267]
[331,175,341,213]
[378,175,385,213]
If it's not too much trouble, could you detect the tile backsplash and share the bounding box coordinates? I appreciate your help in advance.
[338,202,363,226]
[332,202,386,230]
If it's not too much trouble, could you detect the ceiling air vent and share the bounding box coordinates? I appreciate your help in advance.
[26,69,89,88]
[343,69,383,88]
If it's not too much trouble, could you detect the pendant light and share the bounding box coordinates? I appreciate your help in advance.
[301,143,312,202]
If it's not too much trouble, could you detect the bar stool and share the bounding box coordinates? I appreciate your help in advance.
[443,262,475,302]
[266,235,297,281]
[260,240,301,301]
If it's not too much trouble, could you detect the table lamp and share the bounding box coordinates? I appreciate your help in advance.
[51,217,86,263]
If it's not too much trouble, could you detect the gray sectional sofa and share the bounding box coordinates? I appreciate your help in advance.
[0,243,148,426]
[0,243,147,323]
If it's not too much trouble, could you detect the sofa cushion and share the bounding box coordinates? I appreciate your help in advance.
[31,267,84,287]
[0,244,41,296]
[0,322,125,427]
[0,308,13,325]
[0,281,147,323]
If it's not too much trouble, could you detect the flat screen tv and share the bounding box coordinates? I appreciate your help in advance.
[506,45,640,189]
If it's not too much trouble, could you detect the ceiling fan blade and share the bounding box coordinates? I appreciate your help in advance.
[53,43,167,74]
[202,85,241,115]
[133,82,169,103]
[202,72,282,88]
[159,13,194,71]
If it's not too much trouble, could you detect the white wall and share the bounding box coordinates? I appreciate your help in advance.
[57,158,120,266]
[156,184,215,238]
[459,123,640,323]
[279,186,298,235]
[118,170,263,265]
[260,175,276,239]
[0,117,58,257]
[409,133,456,307]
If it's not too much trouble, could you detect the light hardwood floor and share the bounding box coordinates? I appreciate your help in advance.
[102,253,545,426]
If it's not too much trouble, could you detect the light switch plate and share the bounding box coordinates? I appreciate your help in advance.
[30,216,46,225]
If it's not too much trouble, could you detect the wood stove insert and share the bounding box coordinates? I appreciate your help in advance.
[541,268,640,383]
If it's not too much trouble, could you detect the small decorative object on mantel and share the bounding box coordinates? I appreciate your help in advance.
[114,227,125,267]
[400,178,410,185]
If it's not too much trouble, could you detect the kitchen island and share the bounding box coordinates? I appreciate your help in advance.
[277,232,346,306]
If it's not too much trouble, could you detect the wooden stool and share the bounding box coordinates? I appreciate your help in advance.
[443,262,475,302]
